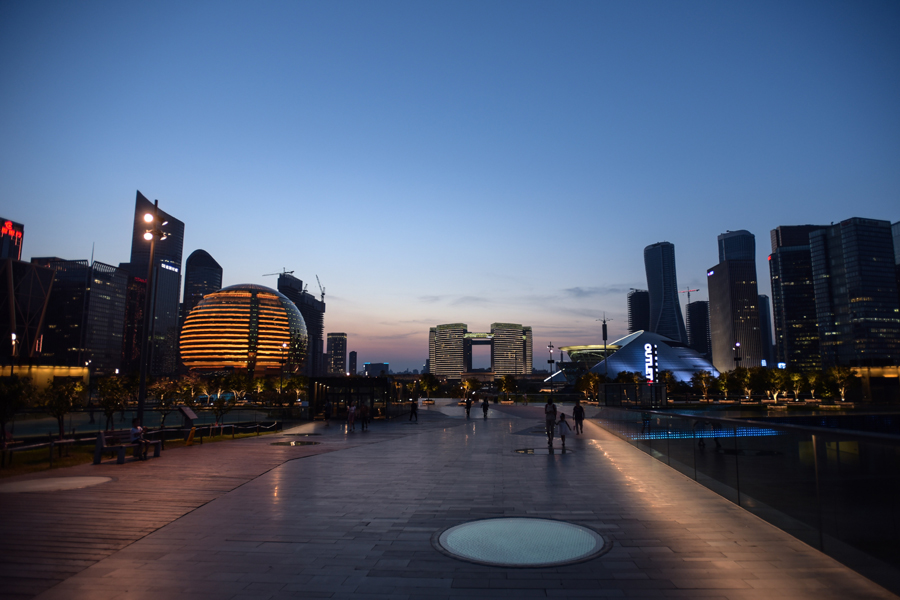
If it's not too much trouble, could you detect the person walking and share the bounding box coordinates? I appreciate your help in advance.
[544,397,557,446]
[482,397,489,419]
[557,413,572,449]
[465,396,472,418]
[409,399,418,422]
[323,400,332,426]
[572,400,585,435]
[347,402,357,432]
[359,402,369,431]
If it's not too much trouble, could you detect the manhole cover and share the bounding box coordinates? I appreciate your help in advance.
[434,518,608,567]
[282,433,321,437]
[270,441,320,446]
[515,448,574,454]
[0,476,112,494]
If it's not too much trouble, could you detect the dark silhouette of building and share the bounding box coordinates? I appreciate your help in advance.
[811,218,900,367]
[708,230,763,372]
[35,259,128,373]
[685,300,710,358]
[348,350,357,376]
[894,221,900,306]
[643,242,687,343]
[363,362,390,377]
[768,225,828,370]
[1,219,24,260]
[183,250,222,314]
[121,274,147,374]
[758,294,775,366]
[627,289,650,333]
[277,273,326,376]
[0,258,55,365]
[127,191,185,375]
[327,332,347,375]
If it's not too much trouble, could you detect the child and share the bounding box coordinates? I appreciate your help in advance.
[557,413,572,449]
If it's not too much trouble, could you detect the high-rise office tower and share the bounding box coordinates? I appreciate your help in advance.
[644,242,688,343]
[348,351,357,376]
[429,324,468,377]
[326,333,347,375]
[1,219,24,260]
[36,259,128,372]
[490,323,532,375]
[127,191,185,375]
[121,274,147,374]
[758,294,775,366]
[523,326,533,374]
[769,225,828,370]
[708,230,763,372]
[893,221,900,306]
[810,218,900,367]
[685,301,710,358]
[183,250,222,314]
[627,289,650,333]
[277,273,326,376]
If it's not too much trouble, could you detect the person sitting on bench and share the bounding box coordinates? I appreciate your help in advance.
[130,418,151,460]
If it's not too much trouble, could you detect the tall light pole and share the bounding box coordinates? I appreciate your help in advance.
[547,342,555,393]
[10,333,16,376]
[136,201,168,426]
[280,342,288,395]
[596,313,613,378]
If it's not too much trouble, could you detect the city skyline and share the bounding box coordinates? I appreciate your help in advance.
[3,2,899,371]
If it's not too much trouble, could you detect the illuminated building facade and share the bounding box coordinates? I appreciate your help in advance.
[327,333,347,375]
[428,323,532,378]
[1,219,24,260]
[588,331,718,382]
[179,284,308,375]
[128,191,185,375]
[644,242,687,343]
[810,218,900,367]
[768,225,827,370]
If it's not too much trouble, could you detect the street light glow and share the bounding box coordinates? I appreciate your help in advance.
[143,232,153,240]
[143,213,153,223]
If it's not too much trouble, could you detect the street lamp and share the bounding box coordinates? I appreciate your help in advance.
[136,201,169,426]
[733,342,741,370]
[280,342,288,395]
[547,342,555,393]
[9,333,16,376]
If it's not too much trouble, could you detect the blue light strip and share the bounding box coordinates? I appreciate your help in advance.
[597,422,783,441]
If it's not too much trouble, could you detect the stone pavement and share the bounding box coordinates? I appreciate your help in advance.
[2,401,895,600]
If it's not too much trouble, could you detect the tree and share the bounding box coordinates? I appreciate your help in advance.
[829,366,858,402]
[807,370,824,399]
[0,375,36,446]
[716,371,730,400]
[283,375,308,406]
[96,377,126,431]
[658,370,676,395]
[731,367,752,399]
[462,378,482,398]
[150,378,179,429]
[789,372,806,401]
[690,370,714,402]
[420,373,439,400]
[41,379,85,439]
[766,369,790,402]
[498,375,518,401]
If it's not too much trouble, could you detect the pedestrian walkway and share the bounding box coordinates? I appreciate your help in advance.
[1,402,894,599]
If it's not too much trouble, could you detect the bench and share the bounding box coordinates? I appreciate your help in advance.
[93,431,162,465]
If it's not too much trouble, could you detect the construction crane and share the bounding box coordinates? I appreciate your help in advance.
[679,287,700,304]
[315,275,325,302]
[262,269,294,277]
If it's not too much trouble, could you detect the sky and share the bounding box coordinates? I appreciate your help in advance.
[2,1,899,372]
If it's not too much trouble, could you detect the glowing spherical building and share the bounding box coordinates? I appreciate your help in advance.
[180,284,307,375]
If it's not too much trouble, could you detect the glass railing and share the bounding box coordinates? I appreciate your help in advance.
[594,406,900,595]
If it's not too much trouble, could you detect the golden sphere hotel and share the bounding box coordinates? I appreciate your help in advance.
[180,284,308,375]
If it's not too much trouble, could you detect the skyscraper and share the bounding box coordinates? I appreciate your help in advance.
[810,218,900,367]
[0,258,54,365]
[757,294,775,366]
[429,324,468,377]
[627,289,650,333]
[768,225,828,370]
[348,350,357,376]
[490,323,532,375]
[685,301,710,358]
[893,221,900,306]
[278,273,326,376]
[183,250,222,314]
[327,332,347,375]
[37,259,128,372]
[643,242,687,343]
[127,191,185,375]
[708,230,764,372]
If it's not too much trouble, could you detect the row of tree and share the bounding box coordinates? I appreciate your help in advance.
[575,366,860,402]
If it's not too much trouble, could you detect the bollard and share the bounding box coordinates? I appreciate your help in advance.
[256,424,260,436]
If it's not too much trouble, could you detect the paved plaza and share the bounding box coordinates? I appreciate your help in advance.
[1,401,895,600]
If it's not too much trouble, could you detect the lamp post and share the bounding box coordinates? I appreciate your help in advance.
[596,313,613,378]
[547,342,555,393]
[136,201,168,426]
[279,342,288,395]
[733,342,741,370]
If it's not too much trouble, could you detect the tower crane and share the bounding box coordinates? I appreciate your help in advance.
[315,275,325,302]
[678,288,700,304]
[263,269,294,277]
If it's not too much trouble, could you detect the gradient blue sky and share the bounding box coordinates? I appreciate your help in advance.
[2,1,899,371]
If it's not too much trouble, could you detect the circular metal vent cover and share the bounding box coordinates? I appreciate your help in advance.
[434,517,609,567]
